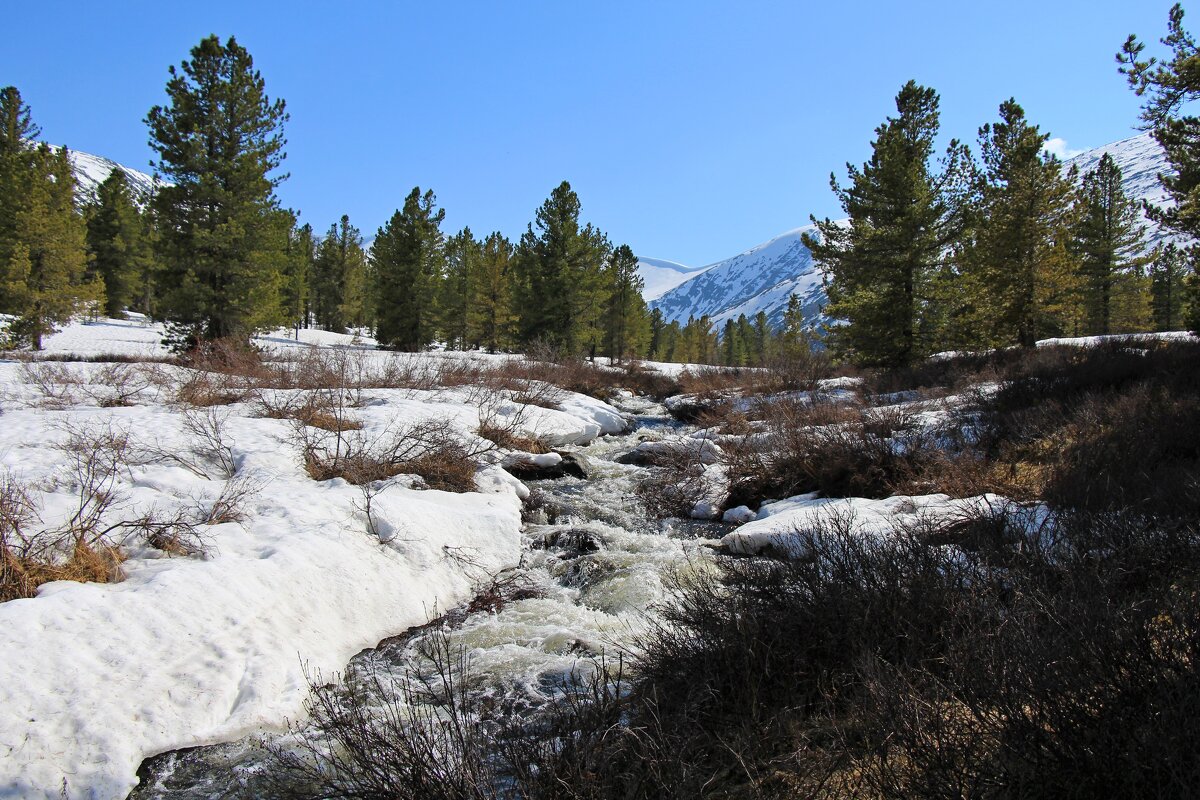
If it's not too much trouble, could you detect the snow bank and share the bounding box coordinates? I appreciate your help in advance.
[1035,331,1194,348]
[0,337,628,798]
[719,492,1019,559]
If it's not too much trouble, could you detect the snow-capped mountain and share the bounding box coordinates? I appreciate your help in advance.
[649,225,826,329]
[650,131,1173,330]
[636,257,711,301]
[44,144,158,204]
[1065,131,1173,252]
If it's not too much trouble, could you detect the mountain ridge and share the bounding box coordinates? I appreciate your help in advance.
[647,131,1173,330]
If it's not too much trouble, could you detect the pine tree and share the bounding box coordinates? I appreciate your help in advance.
[2,145,93,348]
[0,86,42,315]
[803,81,967,366]
[648,307,666,362]
[146,35,289,345]
[513,182,610,355]
[603,244,650,362]
[312,215,366,332]
[468,232,517,353]
[721,319,739,366]
[85,169,153,318]
[440,228,480,349]
[373,187,446,351]
[965,100,1079,347]
[1150,242,1191,330]
[778,294,816,358]
[1119,4,1200,333]
[1074,153,1152,334]
[751,310,771,365]
[278,215,313,337]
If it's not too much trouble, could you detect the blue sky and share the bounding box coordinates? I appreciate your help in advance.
[3,1,1175,266]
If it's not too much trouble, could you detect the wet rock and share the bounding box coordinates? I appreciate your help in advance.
[615,448,654,466]
[533,528,604,556]
[616,438,722,467]
[504,450,590,480]
[558,451,591,479]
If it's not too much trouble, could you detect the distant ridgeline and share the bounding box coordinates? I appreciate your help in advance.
[641,132,1173,332]
[44,144,159,205]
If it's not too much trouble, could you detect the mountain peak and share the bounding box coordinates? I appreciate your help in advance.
[648,131,1170,330]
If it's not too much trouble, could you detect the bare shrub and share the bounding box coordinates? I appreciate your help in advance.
[88,362,162,407]
[19,361,84,408]
[1,422,214,600]
[636,444,717,519]
[261,628,628,800]
[138,408,238,480]
[470,384,557,454]
[168,337,276,407]
[195,473,264,526]
[0,474,40,601]
[257,388,364,433]
[296,417,479,493]
[20,361,165,409]
[263,631,504,799]
[721,398,930,508]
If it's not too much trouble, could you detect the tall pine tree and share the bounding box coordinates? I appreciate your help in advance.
[85,169,153,318]
[146,35,289,345]
[1074,153,1152,334]
[1120,3,1200,332]
[965,100,1079,347]
[1150,242,1191,331]
[603,244,650,362]
[0,90,93,348]
[468,231,517,353]
[373,187,446,351]
[513,182,610,355]
[440,227,480,349]
[311,215,366,333]
[803,81,966,366]
[2,145,92,348]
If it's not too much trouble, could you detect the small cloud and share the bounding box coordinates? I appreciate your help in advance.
[1043,137,1085,160]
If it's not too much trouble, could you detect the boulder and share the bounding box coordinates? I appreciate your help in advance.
[504,450,590,480]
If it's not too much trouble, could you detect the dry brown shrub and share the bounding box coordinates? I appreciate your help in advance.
[1,423,215,601]
[258,389,365,433]
[476,424,551,454]
[296,418,479,493]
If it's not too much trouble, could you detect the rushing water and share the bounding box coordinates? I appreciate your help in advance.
[130,395,727,799]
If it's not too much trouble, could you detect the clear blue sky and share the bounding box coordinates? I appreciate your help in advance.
[2,0,1175,266]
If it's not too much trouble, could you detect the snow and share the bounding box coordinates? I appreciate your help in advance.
[44,145,159,206]
[635,257,712,301]
[1036,330,1193,348]
[0,318,629,799]
[650,224,827,330]
[719,492,1022,559]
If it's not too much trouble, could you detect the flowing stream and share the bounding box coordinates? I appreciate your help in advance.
[129,394,727,798]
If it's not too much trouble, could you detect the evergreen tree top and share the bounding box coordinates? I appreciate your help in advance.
[146,34,289,196]
[0,86,40,156]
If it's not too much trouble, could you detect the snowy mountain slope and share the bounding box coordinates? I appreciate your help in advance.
[44,143,158,204]
[649,224,826,329]
[636,257,711,301]
[651,131,1173,330]
[1064,131,1174,251]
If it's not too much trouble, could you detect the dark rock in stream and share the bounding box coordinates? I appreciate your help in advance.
[614,448,653,466]
[504,451,591,480]
[532,528,604,556]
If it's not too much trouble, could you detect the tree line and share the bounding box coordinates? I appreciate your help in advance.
[805,5,1200,368]
[0,36,655,360]
[4,13,1199,366]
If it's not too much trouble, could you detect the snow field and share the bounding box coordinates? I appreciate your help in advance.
[0,321,628,799]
